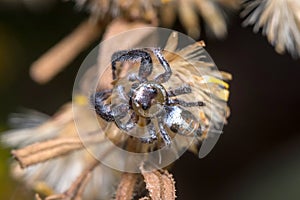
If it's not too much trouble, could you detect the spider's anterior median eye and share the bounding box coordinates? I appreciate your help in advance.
[131,82,167,118]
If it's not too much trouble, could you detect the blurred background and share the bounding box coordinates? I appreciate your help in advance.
[0,1,300,199]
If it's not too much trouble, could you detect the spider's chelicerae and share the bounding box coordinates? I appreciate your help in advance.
[92,48,205,146]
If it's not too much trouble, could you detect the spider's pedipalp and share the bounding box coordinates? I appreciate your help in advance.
[153,48,172,83]
[116,112,138,132]
[116,85,129,101]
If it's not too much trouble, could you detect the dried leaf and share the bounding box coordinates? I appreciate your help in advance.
[141,167,176,200]
[115,173,138,200]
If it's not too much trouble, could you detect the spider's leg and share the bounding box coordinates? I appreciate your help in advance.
[168,98,205,107]
[195,126,203,136]
[153,48,172,83]
[140,120,157,143]
[158,116,171,146]
[111,49,153,81]
[91,90,115,122]
[117,85,129,101]
[116,112,138,132]
[111,50,128,80]
[167,84,192,97]
[112,103,129,120]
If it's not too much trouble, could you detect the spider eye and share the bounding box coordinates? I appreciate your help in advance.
[152,88,158,94]
[142,103,150,110]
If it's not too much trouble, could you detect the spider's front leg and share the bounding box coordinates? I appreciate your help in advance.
[91,89,129,122]
[111,49,153,82]
[153,48,172,84]
[91,90,114,121]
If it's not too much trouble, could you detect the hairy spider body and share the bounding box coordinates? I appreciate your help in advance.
[92,48,205,146]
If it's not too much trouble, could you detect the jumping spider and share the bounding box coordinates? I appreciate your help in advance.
[92,48,205,146]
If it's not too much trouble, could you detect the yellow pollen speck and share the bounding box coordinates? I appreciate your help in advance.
[74,95,88,105]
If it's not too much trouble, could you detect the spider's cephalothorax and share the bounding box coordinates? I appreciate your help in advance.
[92,48,205,145]
[130,82,167,118]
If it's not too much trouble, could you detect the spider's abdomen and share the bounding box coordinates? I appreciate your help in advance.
[164,106,199,137]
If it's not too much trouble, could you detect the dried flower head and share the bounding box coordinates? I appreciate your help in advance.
[241,0,300,58]
[30,0,239,84]
[2,104,120,200]
[74,0,240,38]
[2,31,231,199]
[173,0,240,38]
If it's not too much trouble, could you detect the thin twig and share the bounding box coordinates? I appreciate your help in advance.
[30,19,104,84]
[12,134,103,168]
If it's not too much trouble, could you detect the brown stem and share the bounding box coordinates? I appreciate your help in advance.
[12,134,103,168]
[30,19,104,84]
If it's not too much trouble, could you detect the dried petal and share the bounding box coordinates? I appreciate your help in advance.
[195,0,227,38]
[160,1,177,27]
[73,0,239,39]
[178,0,200,38]
[242,0,300,58]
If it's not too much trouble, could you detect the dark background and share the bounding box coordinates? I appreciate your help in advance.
[0,1,300,200]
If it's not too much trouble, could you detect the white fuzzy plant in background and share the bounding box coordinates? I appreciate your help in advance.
[242,0,300,58]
